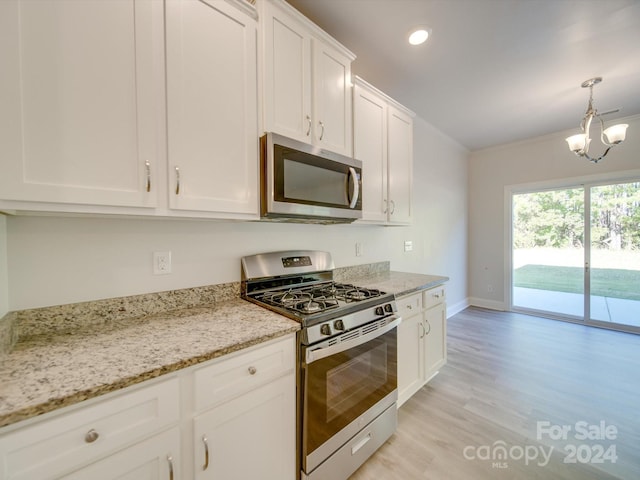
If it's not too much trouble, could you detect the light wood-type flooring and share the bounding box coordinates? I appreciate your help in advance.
[349,307,640,480]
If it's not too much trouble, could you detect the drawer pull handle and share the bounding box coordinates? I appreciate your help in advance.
[248,366,257,375]
[84,429,99,443]
[406,304,412,310]
[167,455,174,480]
[145,160,151,192]
[434,293,440,298]
[202,435,210,470]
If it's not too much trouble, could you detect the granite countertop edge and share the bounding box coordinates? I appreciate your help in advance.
[0,298,299,429]
[0,266,448,430]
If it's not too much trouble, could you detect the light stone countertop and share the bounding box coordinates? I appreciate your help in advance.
[340,270,449,298]
[0,298,299,429]
[0,266,448,430]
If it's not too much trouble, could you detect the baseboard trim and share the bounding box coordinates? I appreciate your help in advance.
[446,298,469,317]
[468,297,506,311]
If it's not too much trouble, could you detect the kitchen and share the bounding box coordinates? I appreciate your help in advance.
[0,0,639,479]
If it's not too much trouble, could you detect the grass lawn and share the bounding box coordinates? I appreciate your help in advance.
[514,264,640,301]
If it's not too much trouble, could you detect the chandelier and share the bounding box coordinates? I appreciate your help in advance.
[565,77,628,164]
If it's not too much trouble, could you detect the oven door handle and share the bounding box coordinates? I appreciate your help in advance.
[305,316,402,365]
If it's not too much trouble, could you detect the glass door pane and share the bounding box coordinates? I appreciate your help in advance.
[589,182,640,328]
[512,187,585,318]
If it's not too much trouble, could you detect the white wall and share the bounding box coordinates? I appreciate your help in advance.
[468,114,640,309]
[6,116,469,312]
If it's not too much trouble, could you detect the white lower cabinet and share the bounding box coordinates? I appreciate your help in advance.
[191,335,296,480]
[0,377,181,480]
[0,334,296,480]
[193,375,295,480]
[397,286,447,407]
[63,428,181,480]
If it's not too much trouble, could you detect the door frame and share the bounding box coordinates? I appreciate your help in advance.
[505,170,640,334]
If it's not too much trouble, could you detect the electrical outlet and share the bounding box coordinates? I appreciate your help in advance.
[153,251,172,275]
[404,240,413,252]
[355,242,363,257]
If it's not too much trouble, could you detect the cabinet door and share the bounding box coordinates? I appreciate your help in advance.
[387,105,413,224]
[424,302,447,382]
[166,0,258,217]
[312,40,353,156]
[0,0,161,208]
[63,428,180,480]
[397,313,424,407]
[353,81,388,223]
[194,374,296,480]
[262,3,312,143]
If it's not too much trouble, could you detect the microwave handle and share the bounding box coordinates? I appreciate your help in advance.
[348,167,360,209]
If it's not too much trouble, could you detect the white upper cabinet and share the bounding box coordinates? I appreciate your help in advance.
[261,0,355,156]
[353,81,388,223]
[353,77,414,225]
[0,0,163,209]
[165,0,259,218]
[387,104,414,224]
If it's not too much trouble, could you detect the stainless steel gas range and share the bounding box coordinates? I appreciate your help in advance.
[241,250,400,480]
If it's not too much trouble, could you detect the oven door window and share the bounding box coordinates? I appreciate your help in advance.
[303,328,397,455]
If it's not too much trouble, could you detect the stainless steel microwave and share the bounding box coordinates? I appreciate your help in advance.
[260,133,362,223]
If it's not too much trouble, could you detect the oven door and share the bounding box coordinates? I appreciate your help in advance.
[300,316,400,474]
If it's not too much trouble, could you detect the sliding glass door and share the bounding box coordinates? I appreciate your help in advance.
[589,182,640,328]
[511,181,640,332]
[512,187,585,318]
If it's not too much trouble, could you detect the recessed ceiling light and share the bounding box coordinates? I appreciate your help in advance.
[408,27,431,46]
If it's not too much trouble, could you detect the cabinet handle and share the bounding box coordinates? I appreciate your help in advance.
[167,455,174,480]
[406,304,412,310]
[248,366,257,375]
[390,200,395,214]
[383,199,388,214]
[305,115,311,136]
[145,161,151,192]
[84,429,99,443]
[202,435,210,471]
[419,321,425,339]
[424,319,431,335]
[175,166,180,195]
[318,121,325,140]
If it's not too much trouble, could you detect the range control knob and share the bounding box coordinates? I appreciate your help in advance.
[375,306,384,316]
[384,303,393,313]
[334,319,345,331]
[320,323,332,336]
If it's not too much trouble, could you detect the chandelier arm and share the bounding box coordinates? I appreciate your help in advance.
[596,114,615,147]
[582,112,594,155]
[583,144,613,164]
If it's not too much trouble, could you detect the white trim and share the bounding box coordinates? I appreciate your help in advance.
[446,298,469,317]
[468,297,506,311]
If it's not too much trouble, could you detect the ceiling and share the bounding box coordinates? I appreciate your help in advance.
[286,0,640,151]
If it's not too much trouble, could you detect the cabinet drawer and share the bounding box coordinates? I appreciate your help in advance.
[396,292,422,318]
[193,335,295,412]
[423,285,446,309]
[0,377,179,480]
